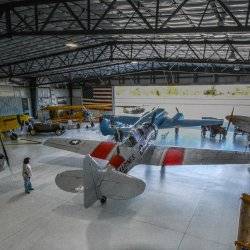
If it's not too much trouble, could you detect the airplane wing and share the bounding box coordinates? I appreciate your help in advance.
[44,138,250,167]
[141,145,250,166]
[175,118,224,127]
[44,138,118,160]
[158,118,224,129]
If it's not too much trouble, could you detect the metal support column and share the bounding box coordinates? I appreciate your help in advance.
[68,82,73,106]
[29,80,38,118]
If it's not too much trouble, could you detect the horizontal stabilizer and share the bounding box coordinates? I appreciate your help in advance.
[100,168,146,200]
[83,155,146,208]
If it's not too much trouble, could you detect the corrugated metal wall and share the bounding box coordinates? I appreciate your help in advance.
[0,96,23,115]
[0,84,30,115]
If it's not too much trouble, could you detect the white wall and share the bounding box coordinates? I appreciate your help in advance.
[115,85,250,119]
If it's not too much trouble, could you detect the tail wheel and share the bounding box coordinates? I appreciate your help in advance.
[76,123,80,129]
[100,196,107,204]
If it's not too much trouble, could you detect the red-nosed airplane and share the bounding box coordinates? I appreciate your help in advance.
[44,109,250,208]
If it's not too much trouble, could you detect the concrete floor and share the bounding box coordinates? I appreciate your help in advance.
[0,127,250,250]
[11,122,250,152]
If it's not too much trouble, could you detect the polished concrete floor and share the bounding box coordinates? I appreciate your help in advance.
[10,122,250,152]
[0,127,250,250]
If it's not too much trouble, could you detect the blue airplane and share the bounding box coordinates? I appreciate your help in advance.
[99,107,224,140]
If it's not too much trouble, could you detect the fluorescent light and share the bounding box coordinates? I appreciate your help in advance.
[65,42,78,48]
[131,61,138,64]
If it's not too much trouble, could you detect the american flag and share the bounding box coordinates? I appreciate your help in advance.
[82,86,113,107]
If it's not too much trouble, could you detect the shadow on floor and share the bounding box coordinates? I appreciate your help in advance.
[8,192,26,203]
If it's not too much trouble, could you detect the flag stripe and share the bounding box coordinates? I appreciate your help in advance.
[82,99,112,102]
[82,87,112,106]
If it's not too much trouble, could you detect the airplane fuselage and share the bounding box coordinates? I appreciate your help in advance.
[107,122,157,174]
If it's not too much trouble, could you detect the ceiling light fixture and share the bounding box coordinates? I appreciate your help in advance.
[65,42,78,49]
[131,61,138,64]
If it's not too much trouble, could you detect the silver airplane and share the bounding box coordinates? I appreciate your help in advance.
[44,109,250,208]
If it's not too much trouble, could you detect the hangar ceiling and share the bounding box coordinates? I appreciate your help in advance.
[0,0,250,85]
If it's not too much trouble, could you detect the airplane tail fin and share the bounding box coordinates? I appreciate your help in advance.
[82,155,102,208]
[83,155,146,208]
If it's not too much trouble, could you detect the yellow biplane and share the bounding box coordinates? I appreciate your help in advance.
[0,114,30,139]
[41,103,112,128]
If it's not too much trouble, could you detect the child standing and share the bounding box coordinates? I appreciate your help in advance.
[22,157,34,194]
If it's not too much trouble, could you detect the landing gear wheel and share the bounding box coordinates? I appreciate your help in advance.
[30,129,36,136]
[10,132,18,140]
[55,129,63,136]
[100,196,107,204]
[76,123,80,129]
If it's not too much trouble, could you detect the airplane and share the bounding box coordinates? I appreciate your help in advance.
[226,108,250,136]
[0,114,30,140]
[99,107,224,141]
[44,108,250,208]
[41,103,112,128]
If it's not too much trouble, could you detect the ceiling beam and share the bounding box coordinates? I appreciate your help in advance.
[0,0,250,39]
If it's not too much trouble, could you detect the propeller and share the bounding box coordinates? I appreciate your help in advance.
[176,107,180,113]
[226,107,235,133]
[0,135,11,173]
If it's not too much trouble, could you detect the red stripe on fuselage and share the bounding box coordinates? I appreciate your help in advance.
[109,155,125,169]
[90,142,116,159]
[162,147,185,166]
